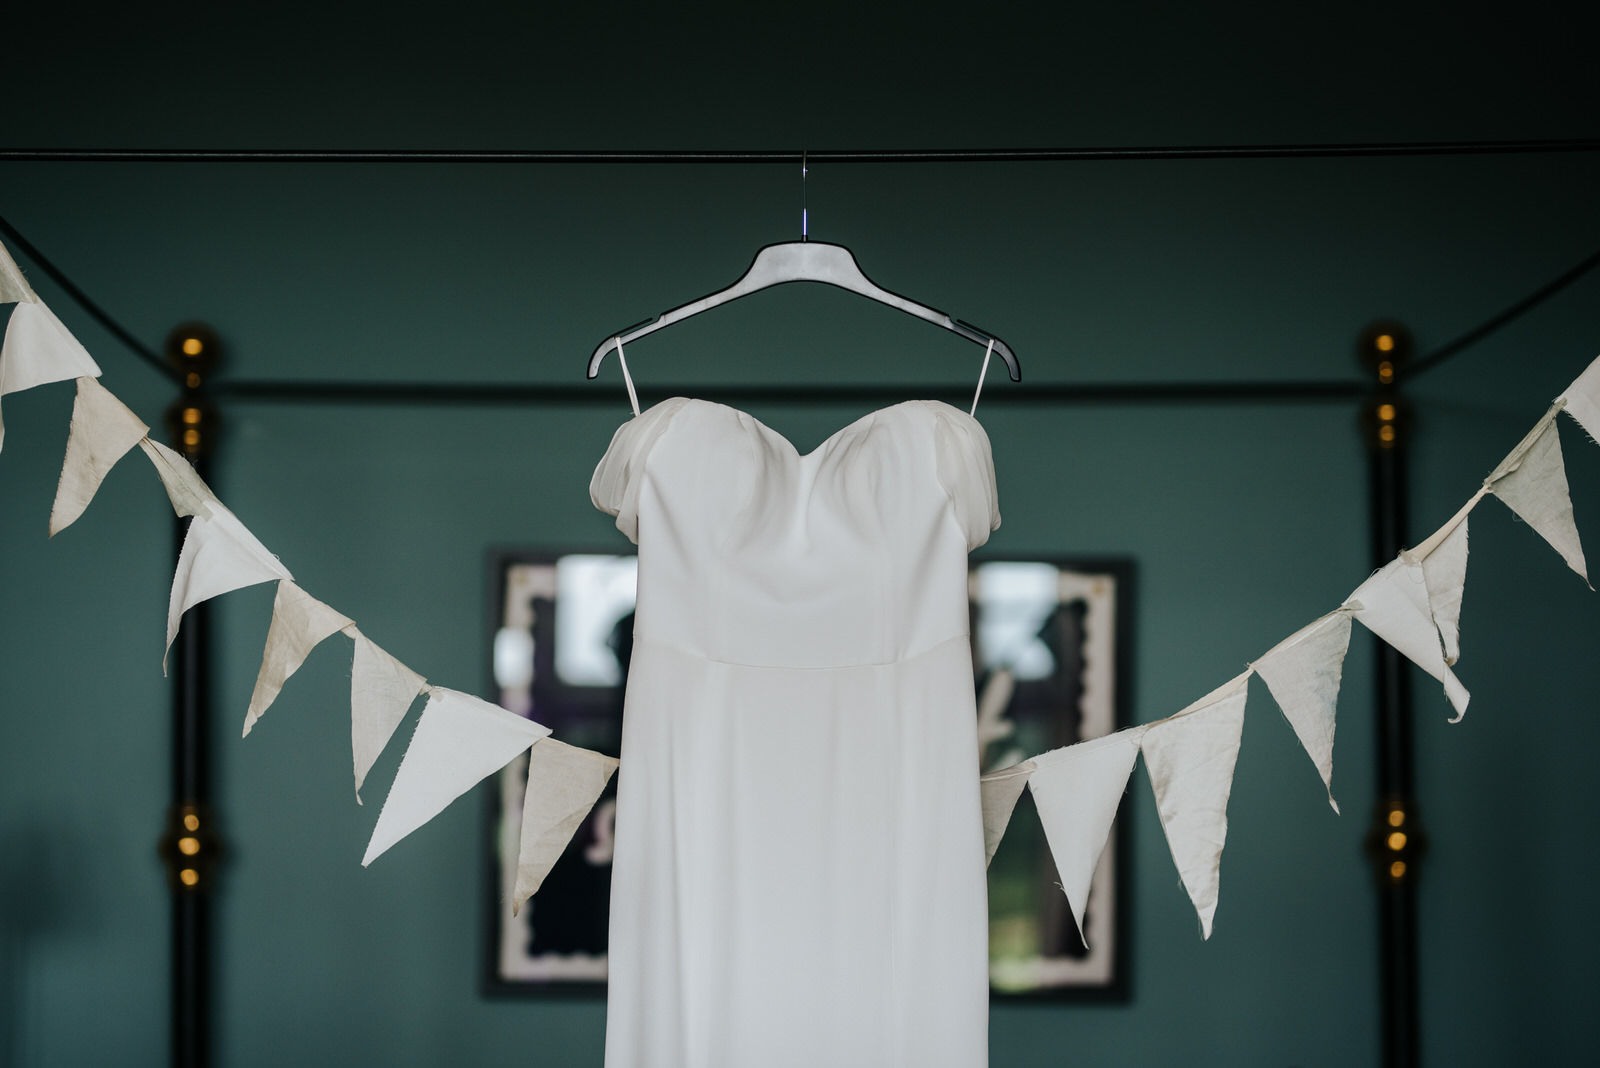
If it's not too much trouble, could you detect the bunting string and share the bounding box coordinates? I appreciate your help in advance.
[5,236,1600,931]
[0,240,611,911]
[979,355,1600,940]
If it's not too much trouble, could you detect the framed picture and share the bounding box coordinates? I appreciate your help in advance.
[974,556,1135,1001]
[483,550,1134,999]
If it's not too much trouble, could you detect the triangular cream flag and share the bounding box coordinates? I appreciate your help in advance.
[138,438,216,518]
[166,505,292,673]
[1250,611,1352,813]
[1557,355,1600,445]
[242,581,353,737]
[1142,670,1251,940]
[0,241,37,304]
[364,687,550,866]
[1028,726,1147,940]
[1347,557,1471,721]
[344,624,429,803]
[1487,414,1587,585]
[1413,509,1472,666]
[511,739,620,913]
[0,300,102,453]
[49,377,149,535]
[978,759,1035,867]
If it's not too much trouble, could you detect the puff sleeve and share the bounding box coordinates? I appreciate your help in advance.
[929,404,1002,551]
[589,397,692,543]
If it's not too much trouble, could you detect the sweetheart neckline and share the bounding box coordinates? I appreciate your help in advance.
[634,396,989,460]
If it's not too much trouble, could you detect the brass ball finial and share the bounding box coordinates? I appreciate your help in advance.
[159,803,220,893]
[1358,321,1412,450]
[163,323,222,459]
[166,322,220,382]
[1357,320,1412,387]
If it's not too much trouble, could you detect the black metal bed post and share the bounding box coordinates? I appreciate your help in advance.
[156,326,221,1068]
[1359,323,1422,1068]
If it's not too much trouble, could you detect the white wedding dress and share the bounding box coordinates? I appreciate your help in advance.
[591,397,1001,1068]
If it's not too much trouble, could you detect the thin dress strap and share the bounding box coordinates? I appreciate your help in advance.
[969,338,995,417]
[615,337,642,419]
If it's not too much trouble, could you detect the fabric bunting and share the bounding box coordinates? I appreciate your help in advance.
[511,739,621,914]
[1142,671,1251,940]
[166,504,292,672]
[1558,355,1600,444]
[345,624,430,803]
[0,241,36,304]
[9,244,1600,930]
[1028,726,1147,941]
[1,300,102,454]
[139,437,216,518]
[1250,610,1353,813]
[978,759,1035,867]
[1347,557,1471,722]
[49,377,149,535]
[243,581,353,736]
[364,687,550,866]
[1485,410,1588,586]
[1411,508,1472,666]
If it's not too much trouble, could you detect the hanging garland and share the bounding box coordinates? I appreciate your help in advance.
[3,237,1594,934]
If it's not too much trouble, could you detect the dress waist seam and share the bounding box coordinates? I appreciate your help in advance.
[630,632,971,671]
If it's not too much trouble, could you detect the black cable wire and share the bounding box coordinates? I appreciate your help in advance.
[2,139,1599,165]
[0,213,178,382]
[1,207,1593,401]
[1404,247,1600,379]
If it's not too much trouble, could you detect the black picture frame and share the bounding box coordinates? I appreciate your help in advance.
[481,548,1136,1002]
[977,554,1137,1004]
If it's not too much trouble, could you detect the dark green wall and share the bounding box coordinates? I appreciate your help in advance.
[3,3,1599,1065]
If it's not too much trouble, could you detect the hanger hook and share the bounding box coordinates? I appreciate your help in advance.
[801,149,808,242]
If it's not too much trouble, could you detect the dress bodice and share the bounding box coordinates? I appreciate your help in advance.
[591,398,1000,669]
